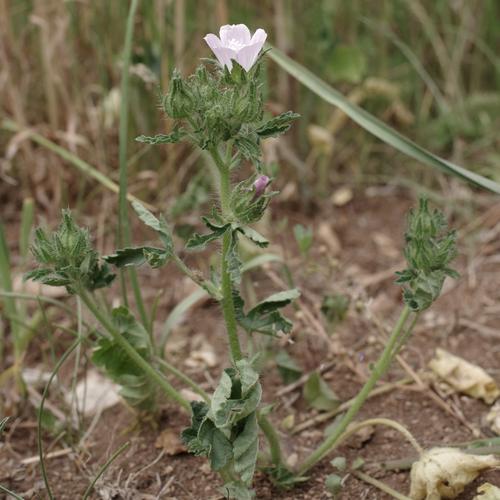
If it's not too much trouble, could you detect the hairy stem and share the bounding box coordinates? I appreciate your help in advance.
[298,305,414,475]
[209,146,243,363]
[78,289,190,412]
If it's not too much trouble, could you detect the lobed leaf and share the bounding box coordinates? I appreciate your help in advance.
[256,111,300,139]
[92,307,155,410]
[237,226,269,248]
[104,246,168,268]
[135,127,185,145]
[233,413,259,485]
[186,223,231,250]
[131,201,173,252]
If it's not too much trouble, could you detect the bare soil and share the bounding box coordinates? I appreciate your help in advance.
[2,191,500,499]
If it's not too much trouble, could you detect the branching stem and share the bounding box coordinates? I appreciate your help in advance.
[298,305,415,475]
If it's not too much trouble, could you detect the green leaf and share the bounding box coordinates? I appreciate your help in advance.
[221,482,255,500]
[186,223,230,250]
[303,372,340,411]
[293,224,313,257]
[237,226,269,248]
[92,307,155,410]
[135,127,185,145]
[328,44,366,83]
[275,350,302,385]
[233,413,259,485]
[131,201,173,251]
[210,370,234,427]
[263,465,308,488]
[181,401,210,455]
[268,46,500,195]
[236,359,259,397]
[325,474,343,496]
[235,132,261,164]
[226,230,242,285]
[24,268,71,287]
[256,111,300,139]
[104,246,168,268]
[234,289,300,336]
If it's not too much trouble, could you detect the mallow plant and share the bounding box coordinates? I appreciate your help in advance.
[26,24,458,498]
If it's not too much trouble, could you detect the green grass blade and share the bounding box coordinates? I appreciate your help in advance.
[268,46,500,195]
[19,198,34,262]
[82,442,130,500]
[0,223,18,363]
[117,0,149,332]
[1,119,153,210]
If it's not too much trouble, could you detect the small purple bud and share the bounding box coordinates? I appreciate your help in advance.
[253,175,270,198]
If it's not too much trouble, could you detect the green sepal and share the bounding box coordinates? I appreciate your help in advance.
[24,268,71,287]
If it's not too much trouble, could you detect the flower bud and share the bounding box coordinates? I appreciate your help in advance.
[230,176,275,224]
[164,70,194,119]
[253,175,270,198]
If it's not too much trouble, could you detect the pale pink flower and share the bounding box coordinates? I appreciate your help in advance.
[204,24,267,72]
[253,175,270,198]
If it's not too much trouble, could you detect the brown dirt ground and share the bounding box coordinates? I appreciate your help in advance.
[1,190,500,499]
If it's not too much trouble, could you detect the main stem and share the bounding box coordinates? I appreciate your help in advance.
[210,146,243,364]
[298,305,413,475]
[78,289,190,412]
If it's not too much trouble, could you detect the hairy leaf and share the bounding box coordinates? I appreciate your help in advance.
[227,231,242,284]
[303,372,340,411]
[104,246,168,268]
[235,132,261,165]
[237,226,269,248]
[24,268,71,287]
[135,127,185,145]
[92,307,155,410]
[235,289,300,336]
[186,223,230,250]
[221,482,255,499]
[256,111,300,139]
[233,413,259,485]
[131,201,173,252]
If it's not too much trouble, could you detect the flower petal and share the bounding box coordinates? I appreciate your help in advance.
[235,39,266,71]
[250,28,267,46]
[220,24,251,45]
[204,34,235,70]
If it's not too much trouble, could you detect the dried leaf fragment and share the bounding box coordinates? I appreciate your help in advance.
[429,348,500,404]
[410,447,499,500]
[474,483,500,499]
[155,429,186,456]
[485,401,500,435]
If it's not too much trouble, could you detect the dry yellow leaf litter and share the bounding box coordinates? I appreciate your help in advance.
[410,447,499,500]
[473,483,500,499]
[429,348,500,404]
[486,401,500,435]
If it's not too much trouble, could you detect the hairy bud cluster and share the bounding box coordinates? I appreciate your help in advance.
[396,198,458,311]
